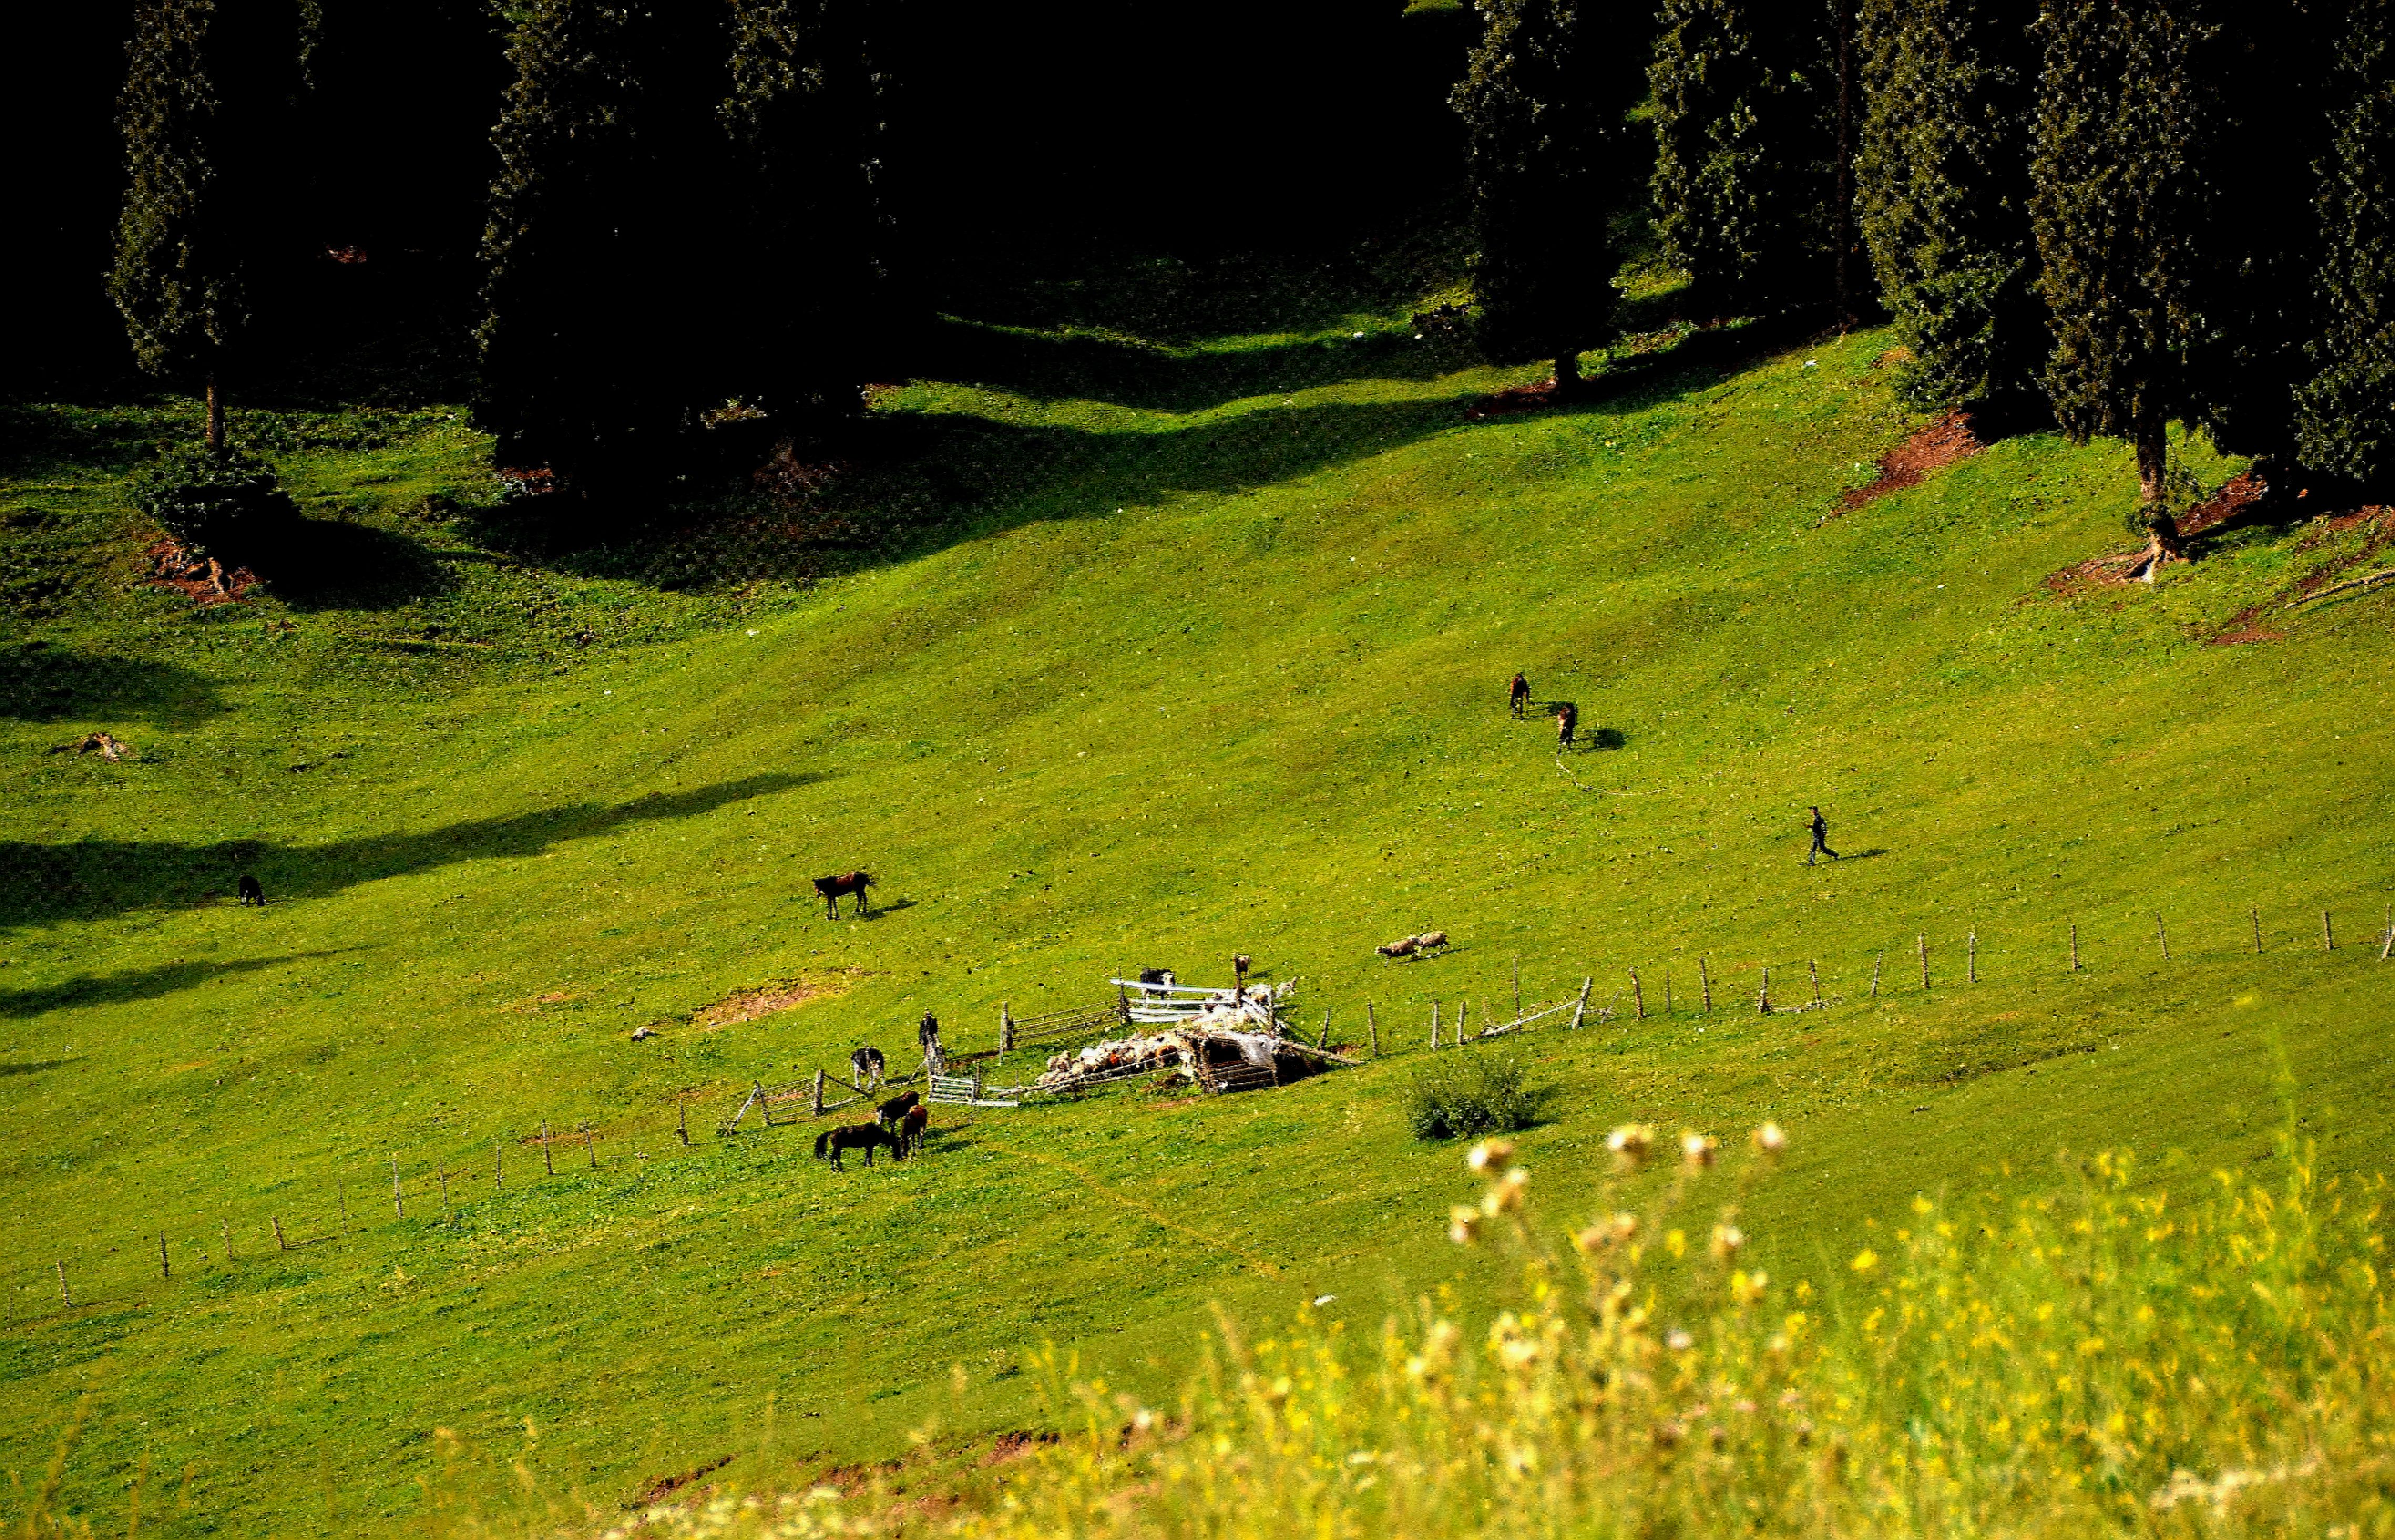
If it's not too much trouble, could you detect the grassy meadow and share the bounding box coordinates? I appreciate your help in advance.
[4,239,2395,1535]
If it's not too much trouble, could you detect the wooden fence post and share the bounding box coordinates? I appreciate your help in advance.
[584,1124,596,1168]
[973,1064,985,1104]
[2253,908,2263,954]
[2070,925,2080,971]
[273,1217,289,1250]
[392,1160,404,1219]
[812,1071,824,1117]
[1756,968,1770,1013]
[2381,920,2394,963]
[1568,977,1592,1030]
[1918,933,1929,989]
[1367,1003,1379,1058]
[1319,1008,1333,1049]
[1968,933,1977,983]
[2155,913,2169,960]
[541,1120,555,1174]
[1664,970,1672,1017]
[495,1142,503,1191]
[756,1081,772,1129]
[222,1218,232,1260]
[1628,967,1645,1020]
[1698,958,1713,1014]
[1870,951,1882,997]
[438,1162,450,1207]
[1512,959,1521,1023]
[1809,961,1823,1009]
[337,1180,349,1236]
[679,1103,690,1146]
[2324,910,2335,951]
[160,1231,170,1278]
[1000,1002,1012,1062]
[55,1260,68,1309]
[1429,998,1439,1050]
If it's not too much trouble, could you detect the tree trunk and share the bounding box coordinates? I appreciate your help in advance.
[205,372,226,456]
[1555,350,1582,395]
[1835,0,1855,326]
[2135,398,2168,507]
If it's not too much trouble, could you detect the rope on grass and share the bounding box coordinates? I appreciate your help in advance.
[1554,745,1663,795]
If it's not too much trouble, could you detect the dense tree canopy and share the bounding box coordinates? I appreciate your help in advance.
[1649,0,1836,312]
[1854,0,2043,417]
[108,0,306,449]
[2300,0,2395,484]
[1451,0,1641,389]
[2030,0,2229,506]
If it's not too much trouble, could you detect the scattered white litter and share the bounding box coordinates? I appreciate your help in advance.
[1313,1293,1337,1306]
[745,628,759,635]
[1353,331,1365,339]
[1804,360,1818,367]
[603,690,612,695]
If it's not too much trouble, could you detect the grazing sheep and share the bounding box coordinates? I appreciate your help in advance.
[1377,938,1419,964]
[1413,931,1450,956]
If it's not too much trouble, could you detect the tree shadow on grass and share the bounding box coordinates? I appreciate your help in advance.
[0,772,816,930]
[264,517,459,613]
[0,644,231,728]
[0,1059,67,1076]
[0,948,374,1018]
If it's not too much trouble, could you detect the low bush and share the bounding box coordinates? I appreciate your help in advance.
[1401,1048,1536,1141]
[126,442,300,557]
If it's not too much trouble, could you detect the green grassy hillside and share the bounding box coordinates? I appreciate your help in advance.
[5,244,2393,1536]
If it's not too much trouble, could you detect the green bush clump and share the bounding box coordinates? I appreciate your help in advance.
[1402,1049,1536,1141]
[126,443,299,556]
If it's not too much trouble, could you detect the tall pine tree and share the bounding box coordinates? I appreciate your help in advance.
[1451,0,1639,389]
[109,0,303,453]
[1852,0,2043,417]
[718,0,899,428]
[2299,0,2395,484]
[474,0,729,490]
[2029,0,2228,507]
[1649,0,1836,313]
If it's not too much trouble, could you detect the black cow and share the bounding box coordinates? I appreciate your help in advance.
[237,875,265,907]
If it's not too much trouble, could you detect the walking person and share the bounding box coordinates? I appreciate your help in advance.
[1509,673,1531,718]
[1805,805,1841,866]
[918,1008,944,1074]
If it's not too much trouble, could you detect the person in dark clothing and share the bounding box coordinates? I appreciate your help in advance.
[918,1009,944,1067]
[1805,806,1840,865]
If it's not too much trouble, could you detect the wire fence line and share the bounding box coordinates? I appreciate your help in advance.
[5,896,2386,1327]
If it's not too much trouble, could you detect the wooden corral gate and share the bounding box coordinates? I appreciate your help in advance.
[929,1064,1022,1108]
[998,997,1130,1061]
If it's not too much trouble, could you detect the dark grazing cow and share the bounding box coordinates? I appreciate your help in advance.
[237,875,265,907]
[849,1046,886,1089]
[813,871,875,918]
[1138,967,1177,990]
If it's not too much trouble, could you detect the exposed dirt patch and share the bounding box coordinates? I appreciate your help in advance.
[2174,469,2272,538]
[687,969,865,1032]
[979,1431,1060,1469]
[1874,346,1914,368]
[2205,605,2286,647]
[625,1452,734,1510]
[145,539,258,605]
[1830,412,1984,516]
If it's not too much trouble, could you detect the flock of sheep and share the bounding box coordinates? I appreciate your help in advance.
[1375,930,1450,963]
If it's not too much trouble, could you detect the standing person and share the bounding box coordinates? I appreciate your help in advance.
[1805,806,1841,866]
[1509,673,1531,717]
[918,1008,944,1072]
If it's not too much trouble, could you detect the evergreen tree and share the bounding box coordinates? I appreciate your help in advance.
[718,0,899,426]
[108,0,302,453]
[1450,0,1639,389]
[1649,0,1837,313]
[474,0,729,489]
[1852,0,2043,416]
[2299,0,2395,484]
[2029,0,2229,507]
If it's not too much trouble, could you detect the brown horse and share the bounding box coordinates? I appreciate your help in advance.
[1556,703,1578,750]
[1509,673,1530,718]
[813,870,875,918]
[900,1104,929,1156]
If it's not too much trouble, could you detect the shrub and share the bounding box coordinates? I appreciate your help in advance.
[1402,1049,1536,1142]
[126,443,300,557]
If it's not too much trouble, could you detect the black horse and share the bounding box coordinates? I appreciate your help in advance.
[815,1124,903,1171]
[1509,673,1530,718]
[850,1046,886,1088]
[237,875,265,907]
[876,1090,921,1130]
[813,871,875,918]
